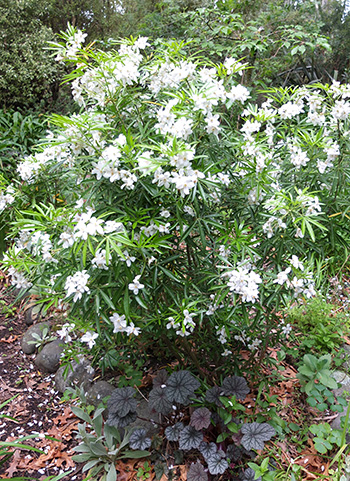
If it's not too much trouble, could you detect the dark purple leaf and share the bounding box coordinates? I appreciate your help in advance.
[149,386,172,415]
[107,411,137,428]
[205,386,224,406]
[226,444,242,462]
[187,461,208,481]
[221,376,250,400]
[190,408,211,430]
[153,369,169,388]
[199,442,217,460]
[179,426,203,450]
[107,387,137,417]
[241,467,261,481]
[165,422,184,442]
[165,371,200,404]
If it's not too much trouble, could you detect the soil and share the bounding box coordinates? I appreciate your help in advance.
[0,277,84,480]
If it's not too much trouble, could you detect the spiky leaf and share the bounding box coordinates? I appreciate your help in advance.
[165,371,200,404]
[165,422,184,442]
[153,370,169,388]
[149,386,172,415]
[190,408,212,430]
[199,442,217,460]
[107,387,137,417]
[205,386,223,407]
[107,411,137,428]
[241,422,276,451]
[241,467,261,481]
[221,376,250,400]
[179,426,203,450]
[206,452,228,475]
[129,428,151,450]
[187,461,208,481]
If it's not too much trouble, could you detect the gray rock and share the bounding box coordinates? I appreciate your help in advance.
[339,344,350,371]
[35,339,64,373]
[24,307,35,326]
[332,370,350,399]
[21,322,51,354]
[86,381,114,407]
[55,357,95,393]
[331,406,348,430]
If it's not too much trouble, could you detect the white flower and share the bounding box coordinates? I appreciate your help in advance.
[273,267,291,285]
[184,205,195,216]
[278,101,304,119]
[125,322,141,336]
[57,323,75,342]
[290,255,304,271]
[65,270,90,302]
[160,209,171,218]
[120,250,136,267]
[81,331,98,349]
[166,317,176,329]
[104,221,124,233]
[226,84,250,102]
[227,267,262,303]
[110,313,127,333]
[128,275,144,295]
[92,249,108,269]
[281,323,292,337]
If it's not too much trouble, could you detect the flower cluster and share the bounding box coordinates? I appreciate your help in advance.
[227,267,262,304]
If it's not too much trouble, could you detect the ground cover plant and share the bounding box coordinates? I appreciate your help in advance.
[1,23,350,480]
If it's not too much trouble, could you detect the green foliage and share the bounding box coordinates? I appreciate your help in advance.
[247,458,275,481]
[309,422,342,454]
[26,326,56,350]
[296,353,346,412]
[136,461,152,480]
[287,297,347,353]
[141,0,331,89]
[0,0,62,110]
[0,299,16,319]
[72,405,151,481]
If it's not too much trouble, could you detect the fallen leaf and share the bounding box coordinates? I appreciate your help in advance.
[4,449,21,477]
[0,335,18,343]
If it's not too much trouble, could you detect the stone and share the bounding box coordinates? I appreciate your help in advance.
[55,357,95,393]
[86,381,114,407]
[35,339,64,373]
[338,343,350,372]
[332,370,350,399]
[24,307,34,326]
[331,406,347,430]
[21,322,51,354]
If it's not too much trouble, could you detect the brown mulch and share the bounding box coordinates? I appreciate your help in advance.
[0,277,84,480]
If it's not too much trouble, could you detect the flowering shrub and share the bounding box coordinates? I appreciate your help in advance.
[1,27,350,374]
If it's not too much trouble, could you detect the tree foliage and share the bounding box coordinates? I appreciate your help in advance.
[0,0,62,110]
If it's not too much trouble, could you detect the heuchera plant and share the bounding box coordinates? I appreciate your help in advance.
[1,26,350,373]
[103,370,275,479]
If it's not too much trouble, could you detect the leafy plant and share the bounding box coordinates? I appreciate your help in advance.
[309,423,342,454]
[27,326,56,350]
[297,354,346,412]
[287,297,346,353]
[136,461,152,480]
[72,405,150,481]
[104,371,276,478]
[0,299,16,319]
